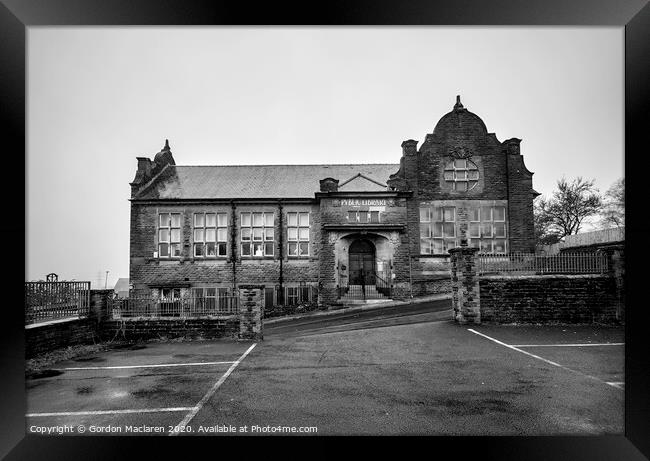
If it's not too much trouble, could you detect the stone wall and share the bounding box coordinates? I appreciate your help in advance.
[479,275,619,323]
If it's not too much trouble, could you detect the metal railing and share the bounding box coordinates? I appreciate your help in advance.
[338,274,392,300]
[477,252,609,275]
[111,296,239,319]
[282,284,318,307]
[25,281,91,325]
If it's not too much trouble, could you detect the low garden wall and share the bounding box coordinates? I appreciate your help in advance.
[479,274,618,323]
[25,287,264,359]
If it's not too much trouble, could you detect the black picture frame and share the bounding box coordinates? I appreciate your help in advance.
[2,0,649,458]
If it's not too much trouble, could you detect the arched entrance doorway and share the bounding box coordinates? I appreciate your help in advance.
[348,239,376,286]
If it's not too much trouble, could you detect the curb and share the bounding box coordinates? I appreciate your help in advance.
[264,293,453,325]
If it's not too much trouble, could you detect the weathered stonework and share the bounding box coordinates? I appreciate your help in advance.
[449,247,481,324]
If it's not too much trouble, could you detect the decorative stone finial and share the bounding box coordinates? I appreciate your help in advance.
[163,139,170,151]
[454,95,464,111]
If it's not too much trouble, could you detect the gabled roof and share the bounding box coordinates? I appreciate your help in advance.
[134,164,399,200]
[338,173,388,192]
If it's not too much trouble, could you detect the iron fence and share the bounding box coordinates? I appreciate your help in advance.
[25,281,91,325]
[477,252,609,275]
[111,295,239,319]
[338,274,392,300]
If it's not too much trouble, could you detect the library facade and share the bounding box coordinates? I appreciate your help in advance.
[129,96,538,306]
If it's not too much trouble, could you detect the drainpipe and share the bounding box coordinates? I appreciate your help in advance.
[278,201,284,303]
[231,201,237,292]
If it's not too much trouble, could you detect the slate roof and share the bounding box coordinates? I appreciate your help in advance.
[134,164,400,200]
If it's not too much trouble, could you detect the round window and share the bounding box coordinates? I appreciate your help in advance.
[443,158,479,192]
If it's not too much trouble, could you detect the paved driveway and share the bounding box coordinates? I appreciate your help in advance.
[25,300,623,436]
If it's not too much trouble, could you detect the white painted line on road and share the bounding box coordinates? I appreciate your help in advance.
[55,361,236,371]
[606,382,625,389]
[170,343,257,436]
[511,343,624,348]
[27,407,195,417]
[467,329,624,391]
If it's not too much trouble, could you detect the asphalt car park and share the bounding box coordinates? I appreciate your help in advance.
[25,300,624,436]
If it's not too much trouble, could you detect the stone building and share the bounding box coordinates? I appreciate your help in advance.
[128,96,538,307]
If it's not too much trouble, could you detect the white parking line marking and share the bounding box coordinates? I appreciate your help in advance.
[467,329,624,390]
[55,361,236,371]
[606,382,625,389]
[27,407,194,417]
[511,343,624,347]
[170,343,257,436]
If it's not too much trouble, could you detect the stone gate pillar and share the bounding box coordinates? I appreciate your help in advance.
[449,247,481,324]
[598,244,625,322]
[238,285,264,340]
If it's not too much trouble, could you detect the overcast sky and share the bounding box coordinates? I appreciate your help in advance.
[26,27,623,288]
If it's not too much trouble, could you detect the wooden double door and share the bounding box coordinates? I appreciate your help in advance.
[348,239,376,285]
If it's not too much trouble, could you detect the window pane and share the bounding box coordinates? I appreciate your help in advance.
[241,213,251,227]
[420,223,431,238]
[287,213,298,226]
[192,288,204,298]
[159,213,169,227]
[454,159,466,168]
[432,239,444,254]
[469,239,480,249]
[481,223,493,238]
[253,213,263,226]
[170,229,180,243]
[494,239,506,253]
[455,170,467,180]
[420,239,431,254]
[159,229,169,242]
[265,227,275,241]
[443,207,455,222]
[241,228,251,241]
[205,228,216,242]
[194,229,204,242]
[299,242,309,256]
[170,214,181,228]
[217,213,227,227]
[370,211,379,223]
[455,181,467,192]
[194,244,204,257]
[288,228,298,240]
[481,207,492,221]
[206,242,216,256]
[433,222,443,238]
[494,222,506,238]
[432,207,443,222]
[217,228,227,242]
[206,288,216,297]
[253,243,264,256]
[217,243,227,256]
[469,207,480,222]
[359,212,368,223]
[299,228,309,240]
[469,223,480,238]
[265,243,274,256]
[468,170,479,180]
[493,207,506,221]
[299,212,309,226]
[206,213,216,227]
[419,207,430,222]
[194,214,204,227]
[264,213,274,227]
[444,239,457,251]
[159,243,169,257]
[443,222,455,238]
[252,228,263,241]
[480,240,492,253]
[288,242,298,256]
[171,244,181,257]
[241,243,251,256]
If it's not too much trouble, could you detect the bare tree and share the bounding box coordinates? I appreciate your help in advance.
[534,177,602,241]
[600,177,624,228]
